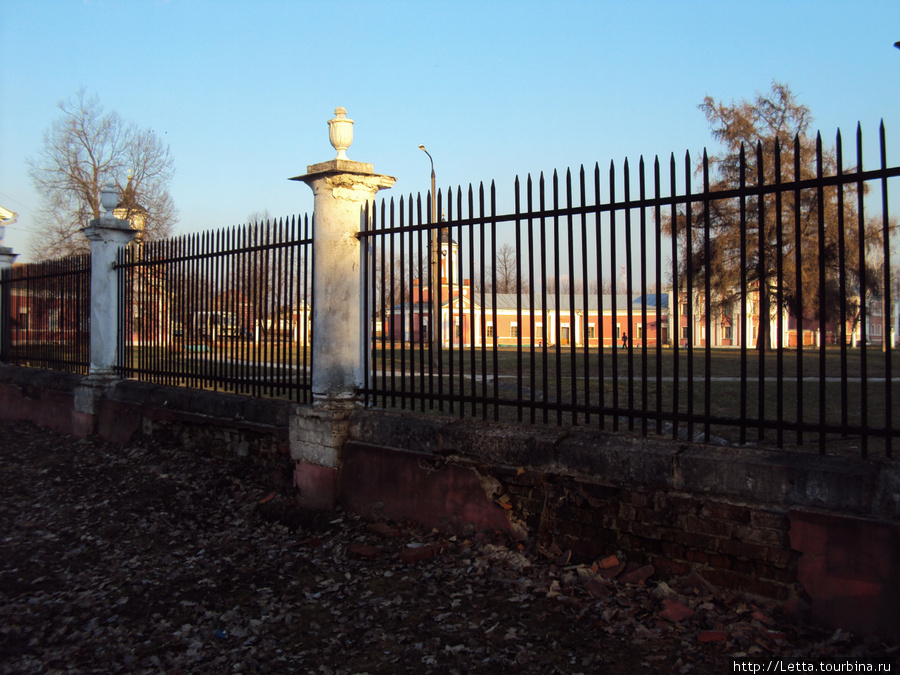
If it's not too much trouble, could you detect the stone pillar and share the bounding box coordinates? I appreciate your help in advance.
[74,182,137,436]
[0,247,16,269]
[82,183,138,378]
[288,107,395,508]
[0,246,18,362]
[293,108,396,403]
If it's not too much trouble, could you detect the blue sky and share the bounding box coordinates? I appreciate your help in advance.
[2,0,899,261]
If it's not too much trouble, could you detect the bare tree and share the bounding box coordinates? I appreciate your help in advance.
[27,89,177,258]
[231,212,302,339]
[589,278,613,295]
[489,243,525,293]
[544,275,582,295]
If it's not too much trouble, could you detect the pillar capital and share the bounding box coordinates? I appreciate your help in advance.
[295,167,396,202]
[82,217,137,245]
[292,160,396,191]
[0,246,18,269]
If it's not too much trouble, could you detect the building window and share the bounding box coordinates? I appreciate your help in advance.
[636,324,643,340]
[616,324,621,339]
[588,325,596,339]
[535,324,543,339]
[510,323,518,338]
[486,323,494,338]
[724,326,733,340]
[681,326,689,340]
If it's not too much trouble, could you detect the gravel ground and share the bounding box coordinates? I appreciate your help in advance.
[0,418,895,674]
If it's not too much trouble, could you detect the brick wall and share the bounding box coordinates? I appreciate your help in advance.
[507,477,801,599]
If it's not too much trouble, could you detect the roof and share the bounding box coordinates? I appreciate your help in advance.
[115,177,147,213]
[480,292,669,312]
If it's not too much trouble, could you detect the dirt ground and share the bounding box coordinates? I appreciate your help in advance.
[0,418,895,674]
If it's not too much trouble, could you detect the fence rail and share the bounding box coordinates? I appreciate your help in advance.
[361,124,898,458]
[0,254,90,373]
[114,216,313,403]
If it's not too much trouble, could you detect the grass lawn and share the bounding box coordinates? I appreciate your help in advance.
[369,344,897,456]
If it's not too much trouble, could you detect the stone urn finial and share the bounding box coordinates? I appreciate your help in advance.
[328,107,354,160]
[100,181,120,223]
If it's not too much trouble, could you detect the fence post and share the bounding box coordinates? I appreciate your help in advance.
[0,245,18,362]
[288,107,395,508]
[73,182,137,436]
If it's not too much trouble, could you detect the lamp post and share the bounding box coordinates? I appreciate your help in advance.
[419,145,440,362]
[418,145,436,223]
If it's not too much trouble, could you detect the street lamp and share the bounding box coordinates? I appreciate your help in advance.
[419,144,439,361]
[418,145,436,223]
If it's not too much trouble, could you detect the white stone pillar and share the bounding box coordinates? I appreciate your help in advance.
[291,108,395,405]
[0,246,18,361]
[0,247,16,270]
[288,108,394,510]
[82,183,137,380]
[73,182,136,437]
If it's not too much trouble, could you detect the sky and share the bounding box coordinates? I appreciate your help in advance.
[2,0,899,262]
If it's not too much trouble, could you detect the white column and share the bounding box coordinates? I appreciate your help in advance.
[291,108,395,405]
[72,183,137,437]
[0,248,16,269]
[82,184,137,379]
[0,246,19,361]
[288,109,395,509]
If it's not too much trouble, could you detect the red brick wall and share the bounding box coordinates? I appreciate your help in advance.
[498,474,799,600]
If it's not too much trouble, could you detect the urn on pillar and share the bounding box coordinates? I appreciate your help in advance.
[328,107,354,160]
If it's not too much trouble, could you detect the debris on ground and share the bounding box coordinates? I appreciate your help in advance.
[0,419,895,673]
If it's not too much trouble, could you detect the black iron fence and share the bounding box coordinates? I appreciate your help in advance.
[114,216,313,402]
[361,123,899,457]
[0,254,90,373]
[3,124,898,458]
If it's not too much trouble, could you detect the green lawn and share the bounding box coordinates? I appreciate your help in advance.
[369,344,898,456]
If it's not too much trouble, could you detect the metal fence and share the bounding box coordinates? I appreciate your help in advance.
[115,216,313,402]
[0,254,90,373]
[361,123,899,458]
[3,125,898,458]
